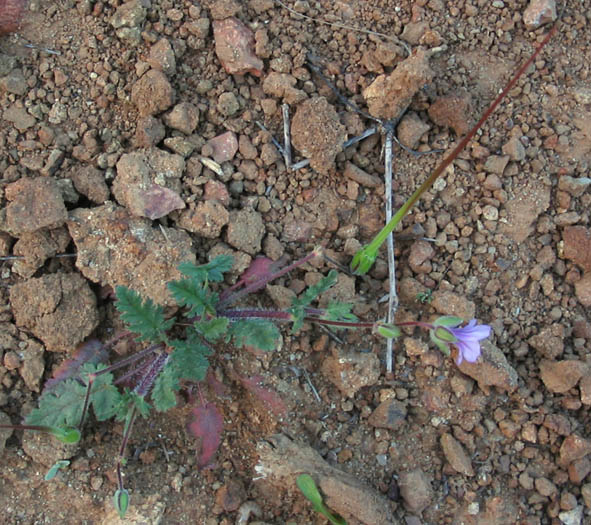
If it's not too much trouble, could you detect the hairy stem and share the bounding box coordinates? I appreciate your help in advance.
[353,23,558,273]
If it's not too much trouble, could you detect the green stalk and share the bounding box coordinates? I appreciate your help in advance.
[351,23,557,275]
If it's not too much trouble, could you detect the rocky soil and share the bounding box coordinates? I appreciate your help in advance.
[1,0,591,524]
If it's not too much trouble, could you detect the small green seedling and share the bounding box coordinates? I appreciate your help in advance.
[416,290,433,304]
[296,474,347,525]
[45,460,70,481]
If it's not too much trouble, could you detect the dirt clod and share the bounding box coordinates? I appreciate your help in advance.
[10,272,99,352]
[321,346,380,398]
[363,48,434,121]
[291,97,347,175]
[226,208,264,255]
[131,69,175,117]
[3,177,67,235]
[427,90,473,136]
[398,469,432,514]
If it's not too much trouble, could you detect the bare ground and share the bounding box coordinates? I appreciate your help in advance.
[1,1,591,524]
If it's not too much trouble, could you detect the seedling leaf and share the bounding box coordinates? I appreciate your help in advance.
[228,319,280,351]
[115,287,173,343]
[187,402,223,468]
[114,489,130,519]
[45,460,70,481]
[296,474,347,525]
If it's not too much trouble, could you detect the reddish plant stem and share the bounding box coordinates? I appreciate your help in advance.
[302,317,375,329]
[220,308,375,329]
[0,424,53,433]
[92,343,164,378]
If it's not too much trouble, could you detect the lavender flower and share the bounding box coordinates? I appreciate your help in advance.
[430,317,491,365]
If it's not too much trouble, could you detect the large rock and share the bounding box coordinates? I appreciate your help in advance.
[131,69,175,116]
[67,203,195,306]
[563,226,591,273]
[213,17,263,76]
[458,340,519,393]
[256,434,397,525]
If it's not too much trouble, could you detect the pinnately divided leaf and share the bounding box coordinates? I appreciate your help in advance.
[323,302,358,324]
[167,278,218,318]
[229,319,280,351]
[178,255,233,284]
[169,337,213,382]
[26,363,121,427]
[194,317,229,342]
[115,287,174,342]
[289,270,338,333]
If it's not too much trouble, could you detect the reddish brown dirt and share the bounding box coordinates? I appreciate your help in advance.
[1,1,591,524]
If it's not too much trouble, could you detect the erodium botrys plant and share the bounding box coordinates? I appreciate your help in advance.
[0,249,491,517]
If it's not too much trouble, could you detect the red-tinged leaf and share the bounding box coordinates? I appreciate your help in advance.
[239,257,274,286]
[236,256,288,291]
[140,183,185,220]
[238,374,287,417]
[187,402,223,468]
[44,339,107,392]
[0,0,27,36]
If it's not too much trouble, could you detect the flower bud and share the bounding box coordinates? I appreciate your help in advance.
[375,322,401,339]
[114,489,129,519]
[350,248,376,275]
[432,315,463,328]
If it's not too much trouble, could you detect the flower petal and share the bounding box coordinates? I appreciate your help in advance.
[456,340,481,363]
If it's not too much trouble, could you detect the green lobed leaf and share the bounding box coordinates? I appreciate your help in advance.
[151,364,179,412]
[115,286,173,343]
[114,390,152,421]
[178,255,234,284]
[323,302,357,323]
[289,271,338,333]
[50,427,81,444]
[169,337,212,382]
[92,373,123,421]
[194,317,229,342]
[228,319,280,351]
[167,278,218,318]
[296,474,347,525]
[26,363,122,428]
